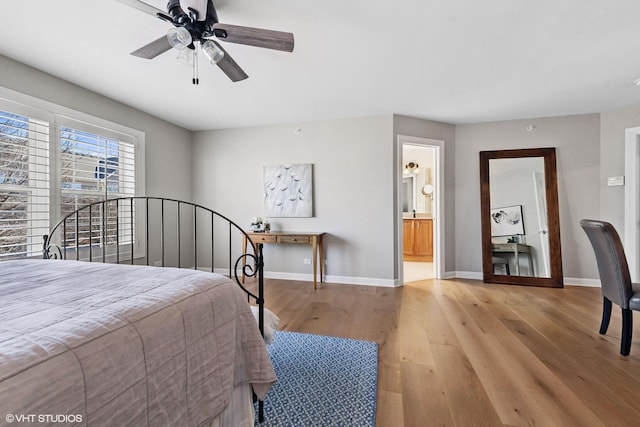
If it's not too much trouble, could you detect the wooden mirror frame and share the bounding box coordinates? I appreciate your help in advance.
[480,147,563,287]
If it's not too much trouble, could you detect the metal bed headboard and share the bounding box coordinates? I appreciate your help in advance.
[42,196,264,327]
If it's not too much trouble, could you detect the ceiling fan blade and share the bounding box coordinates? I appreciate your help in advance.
[131,36,173,59]
[212,23,294,52]
[113,0,165,17]
[209,41,248,82]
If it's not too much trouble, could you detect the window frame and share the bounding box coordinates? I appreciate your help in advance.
[0,88,146,260]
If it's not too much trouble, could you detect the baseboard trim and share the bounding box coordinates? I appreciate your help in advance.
[452,271,483,280]
[442,271,459,280]
[325,274,397,287]
[214,267,601,288]
[255,270,397,287]
[564,277,600,287]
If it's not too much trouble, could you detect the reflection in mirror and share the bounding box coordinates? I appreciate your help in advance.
[489,157,549,278]
[402,175,415,213]
[480,148,563,288]
[401,152,435,217]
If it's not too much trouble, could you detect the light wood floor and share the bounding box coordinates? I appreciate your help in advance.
[248,277,640,427]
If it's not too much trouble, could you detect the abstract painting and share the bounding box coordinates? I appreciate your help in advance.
[263,164,313,217]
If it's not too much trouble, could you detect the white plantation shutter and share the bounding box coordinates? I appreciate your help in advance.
[0,110,50,258]
[59,125,135,211]
[58,123,136,250]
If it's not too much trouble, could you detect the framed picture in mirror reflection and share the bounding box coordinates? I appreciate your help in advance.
[490,205,525,237]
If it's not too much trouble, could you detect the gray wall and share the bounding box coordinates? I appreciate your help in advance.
[600,104,640,233]
[455,114,601,281]
[192,115,397,285]
[0,54,192,200]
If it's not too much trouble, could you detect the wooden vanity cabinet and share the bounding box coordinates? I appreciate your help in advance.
[403,218,433,261]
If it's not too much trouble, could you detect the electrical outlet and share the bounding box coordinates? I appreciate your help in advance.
[154,261,162,267]
[303,258,311,264]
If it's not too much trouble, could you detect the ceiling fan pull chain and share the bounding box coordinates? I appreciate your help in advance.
[192,45,199,85]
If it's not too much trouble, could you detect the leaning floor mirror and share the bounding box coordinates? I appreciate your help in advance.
[479,147,563,287]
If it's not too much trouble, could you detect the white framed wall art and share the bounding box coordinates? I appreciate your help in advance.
[263,163,313,217]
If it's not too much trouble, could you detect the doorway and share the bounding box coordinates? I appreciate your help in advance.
[397,135,444,284]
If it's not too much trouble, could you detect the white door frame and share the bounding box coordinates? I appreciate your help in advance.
[624,126,640,282]
[396,135,445,283]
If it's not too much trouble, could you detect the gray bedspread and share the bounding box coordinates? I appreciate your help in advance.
[0,259,276,426]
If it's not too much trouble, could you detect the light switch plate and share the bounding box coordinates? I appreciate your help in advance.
[607,176,625,186]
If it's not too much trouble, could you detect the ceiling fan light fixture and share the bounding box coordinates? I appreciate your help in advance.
[201,40,225,64]
[176,47,194,66]
[167,27,192,50]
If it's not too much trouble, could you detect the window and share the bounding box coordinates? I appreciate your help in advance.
[58,122,136,250]
[0,96,143,259]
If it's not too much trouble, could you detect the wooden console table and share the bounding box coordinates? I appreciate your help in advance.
[242,231,325,289]
[492,242,534,276]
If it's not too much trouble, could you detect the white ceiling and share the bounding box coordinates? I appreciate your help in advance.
[2,0,640,131]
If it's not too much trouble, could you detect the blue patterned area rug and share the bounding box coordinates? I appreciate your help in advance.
[254,331,378,426]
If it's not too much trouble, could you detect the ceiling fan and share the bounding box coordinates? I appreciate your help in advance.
[115,0,294,83]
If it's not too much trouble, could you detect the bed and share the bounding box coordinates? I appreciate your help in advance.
[0,197,274,426]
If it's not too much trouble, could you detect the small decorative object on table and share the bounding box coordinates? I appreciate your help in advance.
[250,216,264,232]
[264,220,271,233]
[507,235,525,244]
